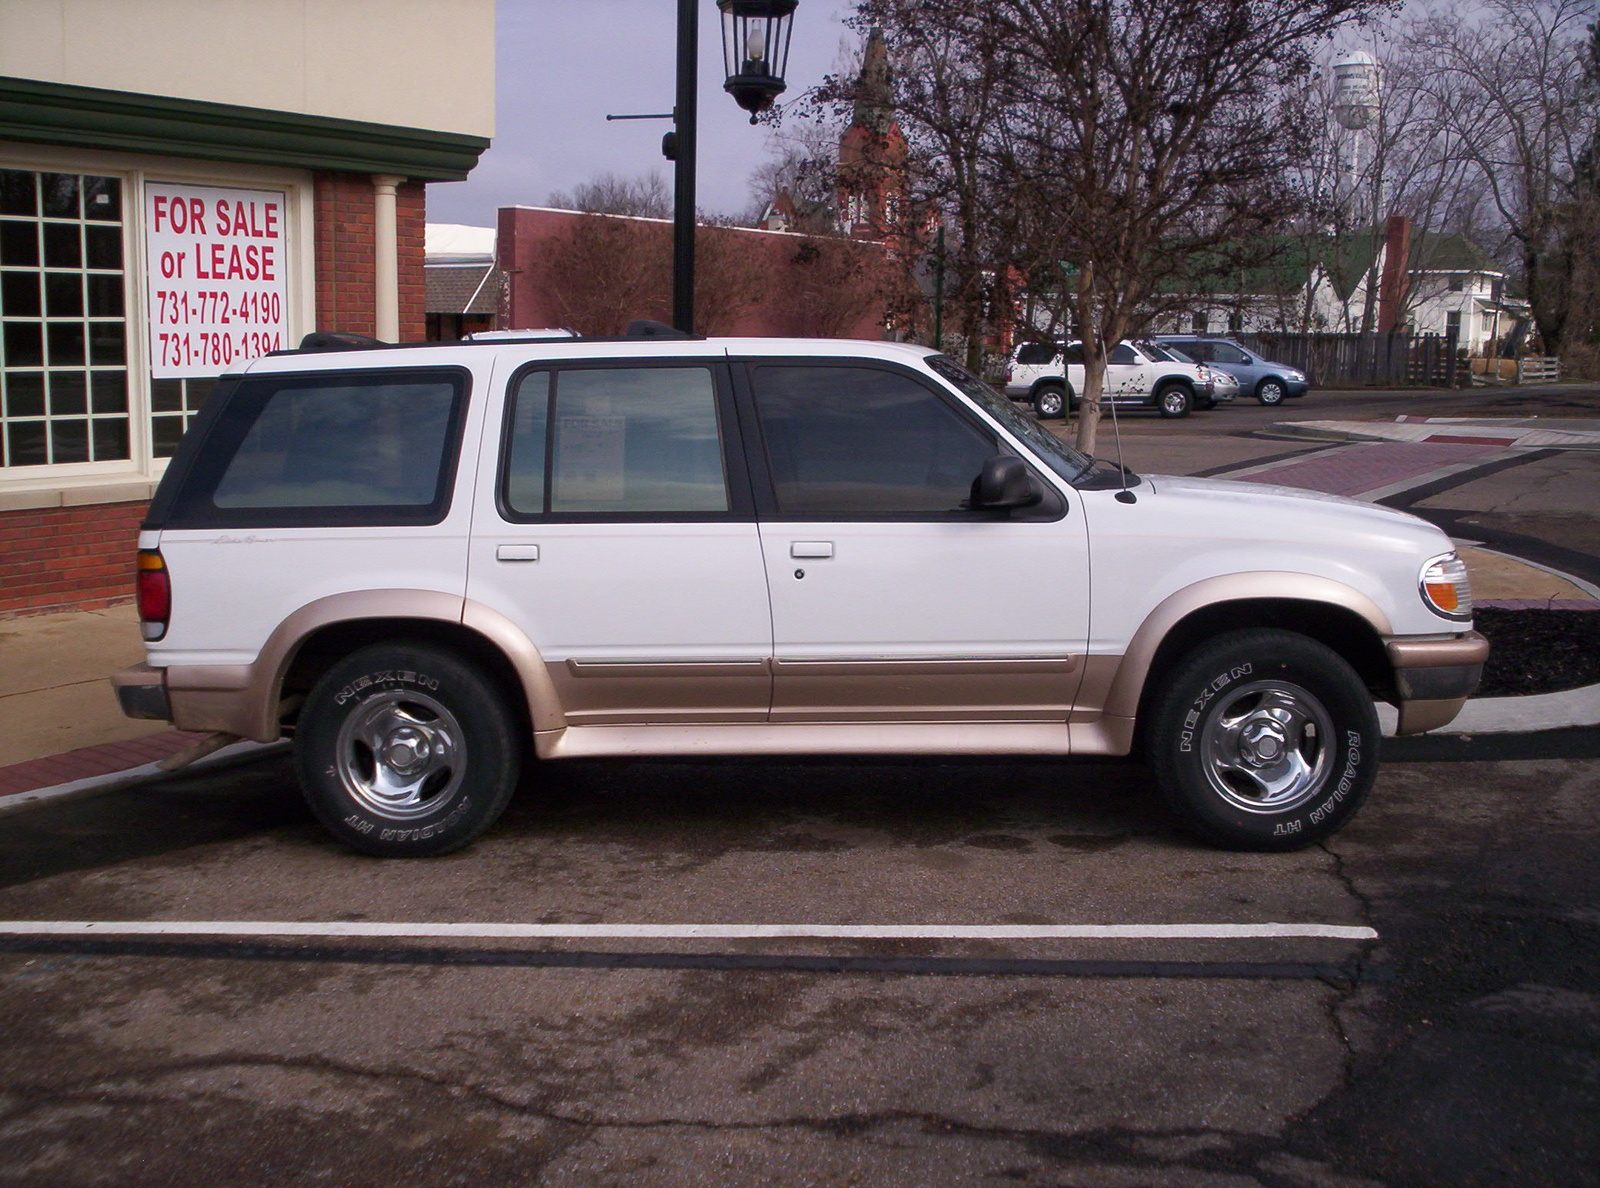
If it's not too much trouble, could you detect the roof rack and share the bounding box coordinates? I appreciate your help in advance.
[282,318,702,356]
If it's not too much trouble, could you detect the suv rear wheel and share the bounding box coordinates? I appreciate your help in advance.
[1155,382,1192,418]
[1146,629,1379,851]
[295,643,521,857]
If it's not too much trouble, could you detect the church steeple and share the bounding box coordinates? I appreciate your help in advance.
[837,26,906,241]
[854,27,893,138]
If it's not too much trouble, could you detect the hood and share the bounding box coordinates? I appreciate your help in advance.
[1140,472,1451,549]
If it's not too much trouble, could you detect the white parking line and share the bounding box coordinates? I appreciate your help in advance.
[0,921,1377,940]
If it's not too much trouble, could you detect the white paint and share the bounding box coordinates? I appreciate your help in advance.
[0,921,1379,941]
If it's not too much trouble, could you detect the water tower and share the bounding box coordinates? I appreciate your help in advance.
[1330,52,1381,217]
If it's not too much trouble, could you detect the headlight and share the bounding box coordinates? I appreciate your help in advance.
[1286,370,1305,381]
[1420,552,1473,620]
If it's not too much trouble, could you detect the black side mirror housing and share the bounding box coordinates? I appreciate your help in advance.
[971,455,1041,509]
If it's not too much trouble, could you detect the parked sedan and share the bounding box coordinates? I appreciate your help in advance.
[1155,336,1310,406]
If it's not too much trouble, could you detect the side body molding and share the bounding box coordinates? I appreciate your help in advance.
[1068,572,1394,757]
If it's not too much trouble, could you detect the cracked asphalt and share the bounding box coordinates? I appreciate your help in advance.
[1,740,1596,1186]
[3,386,1597,1186]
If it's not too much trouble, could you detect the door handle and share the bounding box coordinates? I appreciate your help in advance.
[495,544,540,562]
[790,541,834,559]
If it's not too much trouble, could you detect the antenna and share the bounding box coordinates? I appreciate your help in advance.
[1109,378,1136,503]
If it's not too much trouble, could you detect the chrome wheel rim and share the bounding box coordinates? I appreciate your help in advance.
[336,690,464,820]
[1038,390,1063,416]
[1198,679,1334,813]
[1259,381,1284,404]
[1161,389,1186,414]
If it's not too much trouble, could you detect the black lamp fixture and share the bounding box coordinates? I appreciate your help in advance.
[718,0,798,123]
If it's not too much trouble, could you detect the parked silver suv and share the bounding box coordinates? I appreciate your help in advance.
[114,324,1484,858]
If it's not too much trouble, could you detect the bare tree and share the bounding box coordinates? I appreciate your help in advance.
[547,172,673,220]
[541,215,671,335]
[1405,0,1597,358]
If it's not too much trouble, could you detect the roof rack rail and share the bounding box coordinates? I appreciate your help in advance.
[298,331,388,351]
[625,320,697,340]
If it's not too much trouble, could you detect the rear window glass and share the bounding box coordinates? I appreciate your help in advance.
[164,368,467,527]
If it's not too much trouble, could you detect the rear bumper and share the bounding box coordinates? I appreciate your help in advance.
[111,663,170,721]
[1386,632,1489,734]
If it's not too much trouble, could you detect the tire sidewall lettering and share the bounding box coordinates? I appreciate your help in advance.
[333,669,441,706]
[1178,662,1252,753]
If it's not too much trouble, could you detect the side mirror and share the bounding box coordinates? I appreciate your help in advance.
[971,455,1041,510]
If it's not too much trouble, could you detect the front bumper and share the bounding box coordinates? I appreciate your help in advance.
[1386,632,1489,734]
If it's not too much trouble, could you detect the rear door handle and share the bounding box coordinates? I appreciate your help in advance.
[790,541,834,559]
[496,544,540,562]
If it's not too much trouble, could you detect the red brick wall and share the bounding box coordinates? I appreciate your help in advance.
[2,174,429,618]
[311,173,427,341]
[0,501,146,616]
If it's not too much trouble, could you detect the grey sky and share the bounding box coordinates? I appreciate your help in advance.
[426,0,862,228]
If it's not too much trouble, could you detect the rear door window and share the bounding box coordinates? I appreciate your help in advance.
[501,363,732,518]
[1015,343,1058,366]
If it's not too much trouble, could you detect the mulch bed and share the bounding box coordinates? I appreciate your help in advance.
[1475,606,1600,697]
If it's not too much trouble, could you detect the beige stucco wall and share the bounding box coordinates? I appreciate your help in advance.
[0,0,494,137]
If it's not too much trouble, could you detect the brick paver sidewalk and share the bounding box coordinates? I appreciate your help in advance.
[1235,441,1506,497]
[0,730,210,799]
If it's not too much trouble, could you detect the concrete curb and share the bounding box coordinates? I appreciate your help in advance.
[0,740,289,817]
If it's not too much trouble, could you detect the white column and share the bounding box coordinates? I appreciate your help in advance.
[372,174,405,342]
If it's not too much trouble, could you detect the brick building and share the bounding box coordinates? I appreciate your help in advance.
[0,0,493,614]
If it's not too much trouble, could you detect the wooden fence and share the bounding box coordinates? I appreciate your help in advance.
[1232,331,1464,389]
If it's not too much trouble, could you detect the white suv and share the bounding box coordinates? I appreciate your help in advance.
[114,324,1485,857]
[1004,339,1231,418]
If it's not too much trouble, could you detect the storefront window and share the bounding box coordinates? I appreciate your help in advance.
[0,169,130,467]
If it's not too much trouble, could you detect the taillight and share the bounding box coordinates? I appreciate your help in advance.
[136,549,170,641]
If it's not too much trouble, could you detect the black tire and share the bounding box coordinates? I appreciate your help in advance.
[1146,629,1379,851]
[295,643,521,857]
[1257,378,1287,406]
[1199,395,1218,411]
[1155,382,1192,418]
[1033,384,1067,420]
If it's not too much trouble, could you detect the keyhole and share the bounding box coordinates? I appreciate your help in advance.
[794,568,805,579]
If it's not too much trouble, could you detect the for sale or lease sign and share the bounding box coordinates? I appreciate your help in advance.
[145,183,289,378]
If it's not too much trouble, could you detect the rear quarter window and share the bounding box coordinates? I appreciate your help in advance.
[157,367,469,528]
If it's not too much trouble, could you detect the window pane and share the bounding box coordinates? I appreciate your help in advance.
[0,170,37,216]
[45,272,83,317]
[88,322,126,366]
[92,416,130,461]
[91,370,127,414]
[0,220,39,267]
[6,419,47,466]
[752,365,996,516]
[82,176,121,222]
[4,321,43,367]
[49,371,88,415]
[1213,343,1249,363]
[503,371,549,514]
[152,413,186,458]
[2,270,41,317]
[4,372,44,417]
[151,377,184,412]
[42,223,81,269]
[548,367,727,515]
[51,418,88,463]
[1108,344,1136,364]
[84,224,121,270]
[40,174,80,218]
[46,322,85,366]
[86,273,123,317]
[211,377,460,510]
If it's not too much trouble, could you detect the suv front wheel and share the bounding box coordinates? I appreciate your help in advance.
[1155,382,1192,418]
[1146,629,1379,851]
[295,643,522,857]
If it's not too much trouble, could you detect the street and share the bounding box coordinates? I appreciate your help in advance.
[2,387,1597,1186]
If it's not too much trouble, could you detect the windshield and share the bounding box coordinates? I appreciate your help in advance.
[925,355,1092,483]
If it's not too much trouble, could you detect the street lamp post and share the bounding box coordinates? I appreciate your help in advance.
[664,0,797,334]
